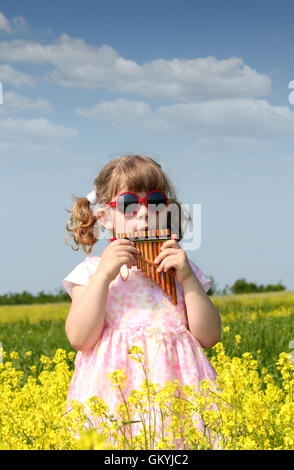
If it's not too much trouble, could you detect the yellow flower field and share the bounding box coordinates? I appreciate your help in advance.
[0,291,293,450]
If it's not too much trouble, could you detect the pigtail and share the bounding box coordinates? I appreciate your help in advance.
[65,196,99,255]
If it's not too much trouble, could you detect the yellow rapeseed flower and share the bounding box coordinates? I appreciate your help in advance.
[29,365,37,374]
[234,335,241,344]
[67,351,76,362]
[74,429,112,450]
[9,351,19,360]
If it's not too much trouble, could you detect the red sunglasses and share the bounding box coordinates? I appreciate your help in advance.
[107,190,168,216]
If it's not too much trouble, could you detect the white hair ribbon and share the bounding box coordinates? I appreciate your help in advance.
[86,190,98,205]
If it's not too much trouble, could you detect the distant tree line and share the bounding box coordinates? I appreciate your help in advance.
[0,289,70,305]
[198,275,285,296]
[229,278,286,295]
[208,276,286,296]
[0,278,286,305]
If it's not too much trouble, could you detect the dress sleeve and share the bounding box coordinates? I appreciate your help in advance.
[62,257,93,298]
[188,259,213,294]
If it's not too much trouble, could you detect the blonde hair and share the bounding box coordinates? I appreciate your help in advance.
[65,154,192,255]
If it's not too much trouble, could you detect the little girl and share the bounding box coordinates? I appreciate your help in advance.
[62,154,222,449]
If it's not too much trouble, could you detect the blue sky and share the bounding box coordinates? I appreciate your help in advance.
[0,0,293,295]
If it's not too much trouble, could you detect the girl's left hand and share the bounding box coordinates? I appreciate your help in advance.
[154,234,194,285]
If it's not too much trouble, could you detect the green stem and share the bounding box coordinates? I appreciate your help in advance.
[118,384,134,448]
[138,353,153,449]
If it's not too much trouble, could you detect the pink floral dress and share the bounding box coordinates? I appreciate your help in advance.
[62,255,219,448]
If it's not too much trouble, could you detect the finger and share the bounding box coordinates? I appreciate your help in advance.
[112,239,135,247]
[160,238,179,251]
[118,253,137,266]
[113,245,139,255]
[154,247,179,264]
[157,255,178,273]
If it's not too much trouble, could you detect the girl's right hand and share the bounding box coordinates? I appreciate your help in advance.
[96,239,140,283]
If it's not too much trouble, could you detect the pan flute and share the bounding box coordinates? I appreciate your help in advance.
[116,228,178,305]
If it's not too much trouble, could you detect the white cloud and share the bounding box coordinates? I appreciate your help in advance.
[0,64,35,87]
[0,117,79,143]
[0,33,272,101]
[75,97,294,138]
[75,98,151,125]
[1,28,287,142]
[0,91,53,114]
[75,98,171,133]
[0,140,64,158]
[0,11,28,35]
[0,12,10,33]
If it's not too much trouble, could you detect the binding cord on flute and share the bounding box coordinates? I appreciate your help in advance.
[116,227,178,305]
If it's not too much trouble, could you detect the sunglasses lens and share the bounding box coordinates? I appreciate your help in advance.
[117,193,139,214]
[147,191,167,212]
